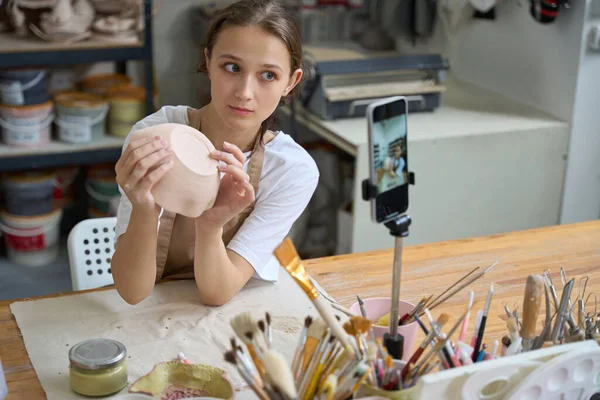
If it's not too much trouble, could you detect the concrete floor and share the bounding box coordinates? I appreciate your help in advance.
[0,240,73,302]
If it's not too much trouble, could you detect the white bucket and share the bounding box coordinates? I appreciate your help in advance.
[0,209,62,267]
[0,101,54,147]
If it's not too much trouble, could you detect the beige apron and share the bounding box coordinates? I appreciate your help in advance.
[154,109,265,282]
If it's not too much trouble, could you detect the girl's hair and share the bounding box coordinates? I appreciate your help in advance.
[197,0,303,141]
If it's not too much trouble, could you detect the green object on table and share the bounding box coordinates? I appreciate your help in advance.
[128,361,235,399]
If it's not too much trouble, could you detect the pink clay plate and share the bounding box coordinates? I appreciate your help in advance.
[131,123,220,218]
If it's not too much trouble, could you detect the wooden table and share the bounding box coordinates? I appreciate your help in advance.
[2,220,600,399]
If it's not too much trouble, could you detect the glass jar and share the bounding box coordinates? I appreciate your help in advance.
[68,338,128,397]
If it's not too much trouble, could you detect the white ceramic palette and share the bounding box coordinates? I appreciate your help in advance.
[413,340,600,400]
[131,123,220,218]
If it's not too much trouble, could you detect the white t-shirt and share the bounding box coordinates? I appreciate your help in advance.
[114,105,319,282]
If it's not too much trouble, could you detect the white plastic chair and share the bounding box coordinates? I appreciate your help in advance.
[67,217,117,291]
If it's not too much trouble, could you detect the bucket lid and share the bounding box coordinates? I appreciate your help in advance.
[4,170,55,183]
[54,91,107,109]
[1,208,62,226]
[81,73,131,92]
[107,84,146,102]
[0,100,53,112]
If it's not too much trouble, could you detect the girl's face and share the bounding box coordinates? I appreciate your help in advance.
[205,24,302,134]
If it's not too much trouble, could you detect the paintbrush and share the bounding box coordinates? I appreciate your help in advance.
[472,283,494,361]
[300,318,327,374]
[291,316,312,380]
[265,313,273,348]
[412,309,467,376]
[274,238,356,359]
[401,313,449,380]
[456,291,474,359]
[520,274,544,351]
[343,316,372,356]
[224,350,270,400]
[262,349,298,400]
[231,312,266,376]
[427,262,498,312]
[427,266,479,308]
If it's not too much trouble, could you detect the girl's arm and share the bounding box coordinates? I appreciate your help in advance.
[192,220,256,306]
[111,207,160,305]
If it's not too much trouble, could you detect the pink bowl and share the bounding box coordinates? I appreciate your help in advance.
[131,123,220,218]
[349,297,419,362]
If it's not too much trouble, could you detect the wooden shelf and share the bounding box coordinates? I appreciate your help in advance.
[0,135,124,171]
[0,32,144,54]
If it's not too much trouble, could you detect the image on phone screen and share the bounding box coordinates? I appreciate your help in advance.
[371,99,408,223]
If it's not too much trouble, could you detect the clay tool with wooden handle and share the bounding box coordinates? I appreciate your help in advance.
[520,274,544,351]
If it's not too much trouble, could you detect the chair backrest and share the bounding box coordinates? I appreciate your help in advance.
[67,217,117,291]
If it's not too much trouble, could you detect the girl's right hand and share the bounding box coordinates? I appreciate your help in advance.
[115,135,174,213]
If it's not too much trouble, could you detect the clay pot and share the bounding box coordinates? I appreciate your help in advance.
[130,123,220,218]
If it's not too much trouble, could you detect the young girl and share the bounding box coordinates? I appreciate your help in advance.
[111,0,319,306]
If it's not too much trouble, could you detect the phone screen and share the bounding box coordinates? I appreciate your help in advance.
[371,98,409,223]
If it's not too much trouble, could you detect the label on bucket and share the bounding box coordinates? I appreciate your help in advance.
[5,232,46,252]
[4,129,40,145]
[58,116,92,143]
[0,81,24,106]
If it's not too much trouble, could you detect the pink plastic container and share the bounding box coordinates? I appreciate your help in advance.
[349,297,419,362]
[0,101,53,147]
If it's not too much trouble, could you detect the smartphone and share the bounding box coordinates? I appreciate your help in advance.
[367,96,409,224]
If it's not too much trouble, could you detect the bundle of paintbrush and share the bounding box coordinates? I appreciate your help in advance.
[223,310,382,400]
[499,267,600,356]
[369,262,498,330]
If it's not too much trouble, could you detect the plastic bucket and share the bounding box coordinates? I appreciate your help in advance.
[0,68,49,106]
[53,167,79,208]
[86,177,119,214]
[54,91,108,144]
[106,84,146,137]
[0,208,62,267]
[0,101,54,147]
[80,73,131,96]
[2,170,57,216]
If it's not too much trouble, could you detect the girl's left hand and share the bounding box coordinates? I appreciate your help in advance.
[198,141,255,229]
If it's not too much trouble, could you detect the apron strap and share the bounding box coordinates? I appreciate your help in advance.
[155,209,176,282]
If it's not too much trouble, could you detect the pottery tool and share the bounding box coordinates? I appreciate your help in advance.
[427,262,498,312]
[291,316,312,379]
[472,283,494,362]
[263,349,298,400]
[505,316,522,356]
[520,274,544,351]
[551,278,575,344]
[274,238,356,358]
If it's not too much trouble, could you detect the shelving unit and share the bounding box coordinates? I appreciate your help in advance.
[0,0,154,172]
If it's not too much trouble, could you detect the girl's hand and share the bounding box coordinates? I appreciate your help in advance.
[115,135,174,214]
[199,141,255,229]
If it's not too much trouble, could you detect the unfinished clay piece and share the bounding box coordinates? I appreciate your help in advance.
[130,123,220,218]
